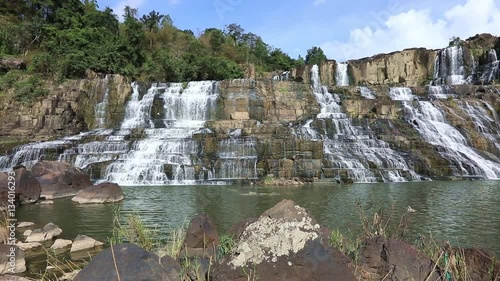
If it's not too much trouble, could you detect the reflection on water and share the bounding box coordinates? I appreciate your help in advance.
[17,181,500,255]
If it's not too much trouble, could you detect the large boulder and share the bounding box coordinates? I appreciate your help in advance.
[359,236,443,281]
[71,182,124,204]
[13,166,41,204]
[31,161,92,199]
[0,245,26,274]
[212,199,357,281]
[74,243,181,281]
[180,213,219,259]
[25,222,62,243]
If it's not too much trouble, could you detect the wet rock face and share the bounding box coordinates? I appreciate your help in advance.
[212,199,357,281]
[359,236,443,281]
[31,161,91,199]
[74,243,181,281]
[0,74,131,141]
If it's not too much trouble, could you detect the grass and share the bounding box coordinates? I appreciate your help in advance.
[110,206,159,252]
[35,247,89,281]
[218,234,236,258]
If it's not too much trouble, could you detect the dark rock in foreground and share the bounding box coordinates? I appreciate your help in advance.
[359,236,443,281]
[0,245,26,274]
[74,243,181,281]
[71,182,124,204]
[212,199,357,281]
[0,166,41,207]
[13,166,41,204]
[32,161,91,199]
[180,213,219,259]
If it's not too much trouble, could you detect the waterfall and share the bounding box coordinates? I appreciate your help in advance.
[458,100,500,152]
[480,49,499,84]
[402,100,500,179]
[429,86,456,100]
[100,81,219,185]
[307,65,420,182]
[94,76,109,128]
[335,62,349,86]
[433,46,467,85]
[389,87,415,101]
[359,87,376,99]
[215,138,258,180]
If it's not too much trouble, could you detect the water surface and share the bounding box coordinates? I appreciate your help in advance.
[17,181,500,255]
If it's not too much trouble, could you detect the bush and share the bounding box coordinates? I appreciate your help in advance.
[0,71,48,103]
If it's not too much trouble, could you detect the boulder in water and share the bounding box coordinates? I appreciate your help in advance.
[32,161,92,199]
[25,222,62,242]
[71,182,124,204]
[70,235,103,253]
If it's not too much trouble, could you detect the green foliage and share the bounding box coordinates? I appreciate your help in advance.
[0,71,48,103]
[449,36,462,47]
[111,208,158,251]
[0,3,317,84]
[305,46,327,66]
[218,235,236,257]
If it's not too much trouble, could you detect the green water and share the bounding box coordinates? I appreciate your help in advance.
[17,181,500,255]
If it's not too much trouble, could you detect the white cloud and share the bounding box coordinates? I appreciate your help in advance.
[320,0,500,61]
[313,0,326,7]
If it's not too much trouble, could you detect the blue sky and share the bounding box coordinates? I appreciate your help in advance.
[97,0,500,61]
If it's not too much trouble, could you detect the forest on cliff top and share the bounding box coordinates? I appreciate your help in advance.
[0,0,329,85]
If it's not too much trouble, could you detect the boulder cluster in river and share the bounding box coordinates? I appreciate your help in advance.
[0,160,124,207]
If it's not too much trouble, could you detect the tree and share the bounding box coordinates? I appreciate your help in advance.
[305,46,327,66]
[225,23,244,46]
[449,36,461,47]
[267,48,294,71]
[141,10,164,32]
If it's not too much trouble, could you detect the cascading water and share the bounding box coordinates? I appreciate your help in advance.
[433,45,467,85]
[301,65,420,182]
[400,93,500,179]
[215,137,258,180]
[429,86,456,100]
[359,86,376,99]
[481,49,499,84]
[458,100,500,152]
[389,87,415,101]
[94,76,109,129]
[100,81,219,185]
[335,62,349,86]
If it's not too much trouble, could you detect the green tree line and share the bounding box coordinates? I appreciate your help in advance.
[0,0,328,83]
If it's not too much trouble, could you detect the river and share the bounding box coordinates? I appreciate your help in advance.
[17,180,500,256]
